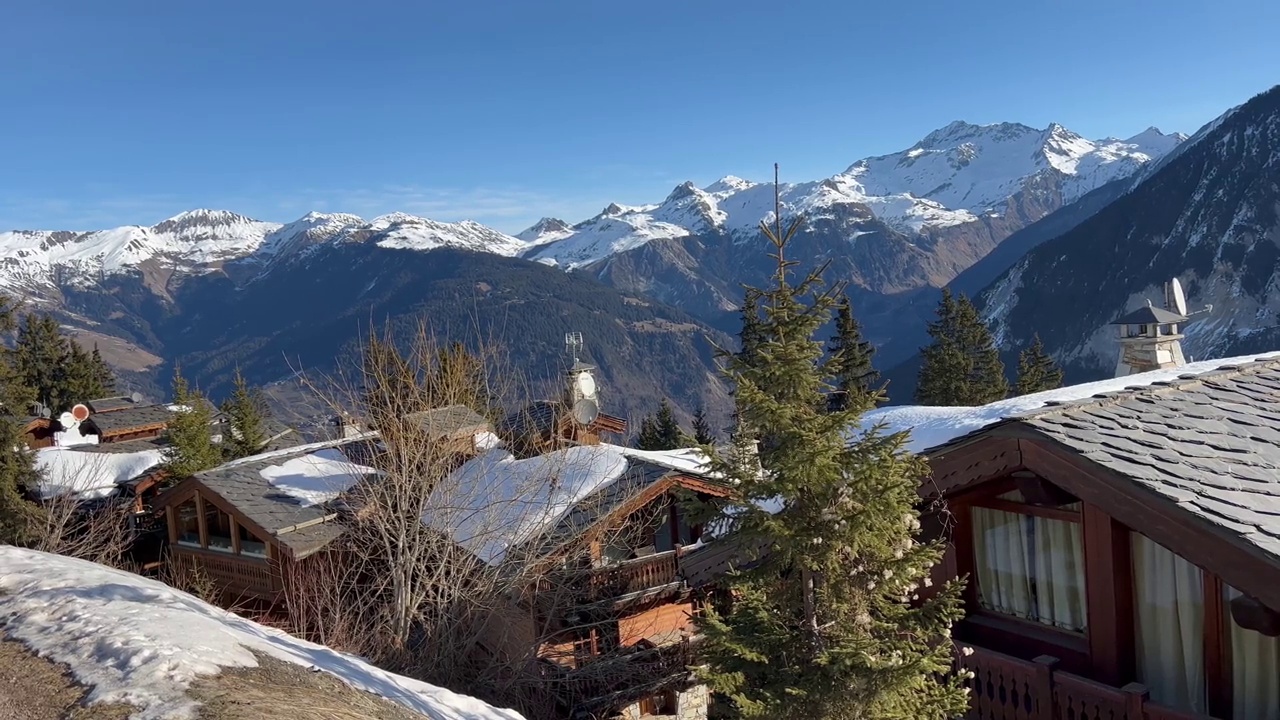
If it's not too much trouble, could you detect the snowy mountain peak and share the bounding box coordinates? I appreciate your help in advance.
[516,217,574,246]
[704,175,757,194]
[527,119,1185,269]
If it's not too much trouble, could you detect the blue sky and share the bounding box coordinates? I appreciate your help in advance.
[3,0,1277,234]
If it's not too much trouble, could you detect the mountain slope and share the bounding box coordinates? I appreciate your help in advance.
[978,85,1280,380]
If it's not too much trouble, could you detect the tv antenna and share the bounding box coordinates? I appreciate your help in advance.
[565,331,584,364]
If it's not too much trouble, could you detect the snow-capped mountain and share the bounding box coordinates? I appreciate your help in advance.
[0,209,526,294]
[515,217,574,247]
[978,84,1280,382]
[524,122,1186,269]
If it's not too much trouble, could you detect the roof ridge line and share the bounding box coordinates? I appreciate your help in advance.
[1016,356,1280,421]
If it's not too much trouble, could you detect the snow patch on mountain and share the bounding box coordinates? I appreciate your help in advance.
[0,209,526,292]
[525,122,1183,268]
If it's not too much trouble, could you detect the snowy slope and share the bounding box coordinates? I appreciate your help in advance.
[525,123,1185,268]
[0,209,527,292]
[0,547,526,720]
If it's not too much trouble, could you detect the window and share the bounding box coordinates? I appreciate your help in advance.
[1226,585,1280,720]
[204,501,234,553]
[1132,533,1206,714]
[970,498,1087,632]
[176,498,200,547]
[238,524,268,558]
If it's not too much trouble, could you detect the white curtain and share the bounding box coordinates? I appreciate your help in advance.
[1132,533,1206,714]
[1226,585,1280,720]
[971,507,1086,631]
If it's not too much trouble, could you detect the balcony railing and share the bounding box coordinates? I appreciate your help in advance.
[957,643,1218,720]
[171,547,281,600]
[585,550,682,601]
[551,635,702,718]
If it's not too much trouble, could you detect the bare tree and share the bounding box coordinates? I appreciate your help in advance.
[278,320,694,719]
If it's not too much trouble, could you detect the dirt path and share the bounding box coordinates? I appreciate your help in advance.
[0,637,134,720]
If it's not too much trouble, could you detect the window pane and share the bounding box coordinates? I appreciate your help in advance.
[971,507,1086,632]
[1131,533,1206,714]
[176,498,200,546]
[237,524,268,558]
[1225,585,1280,720]
[204,501,234,554]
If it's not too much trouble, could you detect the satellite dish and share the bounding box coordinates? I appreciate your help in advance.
[574,371,597,399]
[1169,277,1188,316]
[71,404,91,422]
[130,391,143,404]
[58,412,77,430]
[571,398,600,426]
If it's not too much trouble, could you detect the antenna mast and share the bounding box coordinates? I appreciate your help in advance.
[565,331,584,365]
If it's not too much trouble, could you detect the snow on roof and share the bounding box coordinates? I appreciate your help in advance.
[33,446,165,499]
[424,445,629,565]
[0,548,525,720]
[609,444,710,476]
[259,446,382,507]
[859,352,1280,454]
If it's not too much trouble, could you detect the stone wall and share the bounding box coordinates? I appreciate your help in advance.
[676,684,709,720]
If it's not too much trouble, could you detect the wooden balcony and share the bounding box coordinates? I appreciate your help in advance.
[586,550,682,602]
[958,643,1218,720]
[171,546,281,601]
[552,635,702,719]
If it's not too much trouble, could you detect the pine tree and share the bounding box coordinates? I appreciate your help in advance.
[738,289,765,366]
[694,167,967,720]
[0,295,44,546]
[163,367,222,479]
[915,289,1008,406]
[691,406,715,445]
[827,294,880,411]
[636,399,683,451]
[221,368,268,460]
[89,346,116,396]
[1015,334,1064,396]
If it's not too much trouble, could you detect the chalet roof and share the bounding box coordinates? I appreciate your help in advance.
[499,400,626,438]
[404,405,490,437]
[1111,305,1187,325]
[85,396,142,414]
[181,437,381,559]
[79,439,166,455]
[1016,359,1280,562]
[86,405,174,435]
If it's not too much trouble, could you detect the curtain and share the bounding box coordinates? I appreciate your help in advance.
[1132,533,1206,714]
[1226,585,1280,720]
[971,508,1086,631]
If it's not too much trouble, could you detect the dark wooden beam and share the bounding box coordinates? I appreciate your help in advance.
[1205,573,1231,719]
[1082,503,1134,685]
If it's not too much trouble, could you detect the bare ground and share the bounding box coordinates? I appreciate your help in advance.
[0,638,135,720]
[0,634,430,720]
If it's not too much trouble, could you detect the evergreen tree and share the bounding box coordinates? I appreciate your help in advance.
[915,289,1008,406]
[0,296,43,546]
[221,368,268,460]
[12,314,114,413]
[89,346,116,396]
[163,367,222,479]
[1015,334,1064,396]
[691,406,715,445]
[737,289,765,366]
[827,294,880,411]
[636,399,683,451]
[694,170,967,720]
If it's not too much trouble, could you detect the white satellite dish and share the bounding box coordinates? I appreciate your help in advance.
[58,412,77,430]
[574,371,597,399]
[1168,277,1188,316]
[571,398,600,426]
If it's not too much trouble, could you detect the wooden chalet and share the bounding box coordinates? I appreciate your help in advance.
[465,446,733,720]
[150,436,380,603]
[499,400,628,458]
[19,415,56,449]
[402,404,495,457]
[896,356,1280,720]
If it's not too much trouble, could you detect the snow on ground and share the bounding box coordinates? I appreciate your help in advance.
[0,547,525,720]
[425,445,629,564]
[33,446,165,499]
[858,352,1280,454]
[259,446,383,507]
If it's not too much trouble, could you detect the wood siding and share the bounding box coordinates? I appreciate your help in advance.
[619,601,694,646]
[170,547,281,600]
